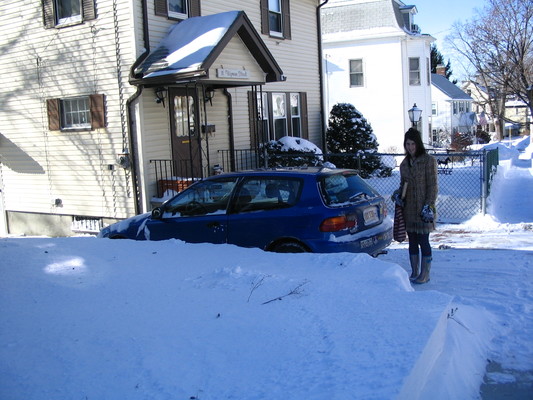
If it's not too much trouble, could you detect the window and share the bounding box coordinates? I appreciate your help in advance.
[55,0,81,24]
[260,0,291,39]
[432,103,437,116]
[453,101,458,115]
[459,102,465,113]
[154,0,200,20]
[43,0,96,28]
[163,178,239,217]
[272,93,287,139]
[61,97,91,129]
[290,93,301,137]
[409,57,420,85]
[349,59,364,87]
[168,0,187,19]
[268,0,282,36]
[47,94,106,131]
[249,91,308,143]
[235,178,301,213]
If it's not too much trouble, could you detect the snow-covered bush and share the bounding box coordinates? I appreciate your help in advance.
[261,136,324,167]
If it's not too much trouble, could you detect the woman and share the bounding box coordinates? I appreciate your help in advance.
[396,128,438,284]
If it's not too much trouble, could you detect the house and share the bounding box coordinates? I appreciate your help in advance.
[431,72,475,148]
[463,81,531,140]
[0,0,325,236]
[320,0,434,152]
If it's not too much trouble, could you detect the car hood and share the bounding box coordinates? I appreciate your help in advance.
[98,212,151,239]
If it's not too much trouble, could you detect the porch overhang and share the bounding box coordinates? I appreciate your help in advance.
[130,11,284,87]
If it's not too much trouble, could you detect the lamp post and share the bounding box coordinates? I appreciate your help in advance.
[408,103,422,127]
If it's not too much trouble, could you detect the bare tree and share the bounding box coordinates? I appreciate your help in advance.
[446,0,533,140]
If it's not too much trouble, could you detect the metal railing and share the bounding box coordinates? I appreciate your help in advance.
[150,148,498,223]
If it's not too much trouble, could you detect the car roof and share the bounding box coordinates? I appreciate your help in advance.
[208,167,357,179]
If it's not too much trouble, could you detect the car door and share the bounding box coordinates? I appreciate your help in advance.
[226,177,306,249]
[145,177,239,243]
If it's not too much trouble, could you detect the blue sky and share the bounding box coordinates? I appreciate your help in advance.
[411,0,488,79]
[412,0,487,47]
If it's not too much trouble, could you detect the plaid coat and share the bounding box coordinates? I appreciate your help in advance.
[399,153,438,234]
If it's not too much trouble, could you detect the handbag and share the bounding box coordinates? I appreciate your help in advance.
[393,204,406,242]
[393,182,408,242]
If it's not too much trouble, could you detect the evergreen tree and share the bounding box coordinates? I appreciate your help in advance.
[430,44,457,84]
[326,103,391,178]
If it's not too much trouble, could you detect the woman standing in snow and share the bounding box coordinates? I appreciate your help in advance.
[394,128,438,284]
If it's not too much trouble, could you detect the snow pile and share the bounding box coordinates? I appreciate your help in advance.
[1,137,532,399]
[1,239,457,399]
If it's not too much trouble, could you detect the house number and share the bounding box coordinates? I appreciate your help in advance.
[216,68,249,79]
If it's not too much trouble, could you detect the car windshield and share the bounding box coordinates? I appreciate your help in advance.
[320,172,379,206]
[162,177,238,217]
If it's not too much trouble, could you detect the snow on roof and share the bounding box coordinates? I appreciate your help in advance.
[135,11,241,79]
[431,74,472,100]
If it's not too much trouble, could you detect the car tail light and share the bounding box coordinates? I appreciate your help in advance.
[320,215,357,232]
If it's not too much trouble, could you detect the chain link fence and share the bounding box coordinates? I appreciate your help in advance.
[217,149,499,224]
[366,152,491,223]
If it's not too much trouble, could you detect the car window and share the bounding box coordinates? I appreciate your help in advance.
[162,178,238,217]
[320,172,379,206]
[232,177,302,213]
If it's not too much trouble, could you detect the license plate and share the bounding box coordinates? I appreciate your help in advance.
[360,237,374,248]
[363,206,379,225]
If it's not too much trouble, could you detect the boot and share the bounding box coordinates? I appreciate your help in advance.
[409,254,419,281]
[414,256,432,284]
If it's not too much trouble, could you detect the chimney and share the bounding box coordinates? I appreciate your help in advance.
[436,64,446,76]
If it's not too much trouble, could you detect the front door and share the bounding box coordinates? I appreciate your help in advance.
[169,88,202,178]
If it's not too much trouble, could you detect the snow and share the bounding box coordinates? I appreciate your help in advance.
[138,11,241,79]
[1,138,532,399]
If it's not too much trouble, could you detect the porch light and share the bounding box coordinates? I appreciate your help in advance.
[408,103,422,127]
[204,87,215,105]
[154,87,167,106]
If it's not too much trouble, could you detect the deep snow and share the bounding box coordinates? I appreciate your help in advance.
[1,137,532,399]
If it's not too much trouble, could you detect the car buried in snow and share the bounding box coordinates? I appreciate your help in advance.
[98,167,393,255]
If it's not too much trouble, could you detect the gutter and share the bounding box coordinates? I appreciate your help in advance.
[317,0,329,150]
[126,0,151,214]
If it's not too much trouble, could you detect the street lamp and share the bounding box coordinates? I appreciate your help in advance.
[408,103,422,127]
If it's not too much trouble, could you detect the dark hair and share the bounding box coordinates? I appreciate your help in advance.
[404,128,426,158]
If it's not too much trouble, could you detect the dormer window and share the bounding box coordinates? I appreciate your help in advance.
[399,4,418,33]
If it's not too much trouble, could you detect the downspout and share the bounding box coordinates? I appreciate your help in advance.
[317,0,329,150]
[126,0,151,214]
[223,89,236,172]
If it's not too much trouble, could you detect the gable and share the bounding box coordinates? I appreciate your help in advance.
[131,10,283,86]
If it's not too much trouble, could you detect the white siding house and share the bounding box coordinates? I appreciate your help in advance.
[321,0,434,152]
[0,0,325,236]
[431,73,474,148]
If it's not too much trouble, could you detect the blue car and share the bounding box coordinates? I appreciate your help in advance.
[98,168,393,255]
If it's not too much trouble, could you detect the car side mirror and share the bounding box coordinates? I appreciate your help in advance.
[152,207,163,219]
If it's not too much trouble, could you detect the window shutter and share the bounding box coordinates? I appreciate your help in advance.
[248,91,259,149]
[42,0,55,29]
[189,0,201,17]
[90,94,106,129]
[299,92,308,139]
[47,99,60,130]
[82,0,97,21]
[282,0,291,39]
[154,0,167,17]
[260,0,269,35]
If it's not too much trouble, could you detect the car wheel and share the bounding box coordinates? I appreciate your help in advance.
[272,241,309,253]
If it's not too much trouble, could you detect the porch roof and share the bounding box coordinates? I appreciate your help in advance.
[130,11,284,86]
